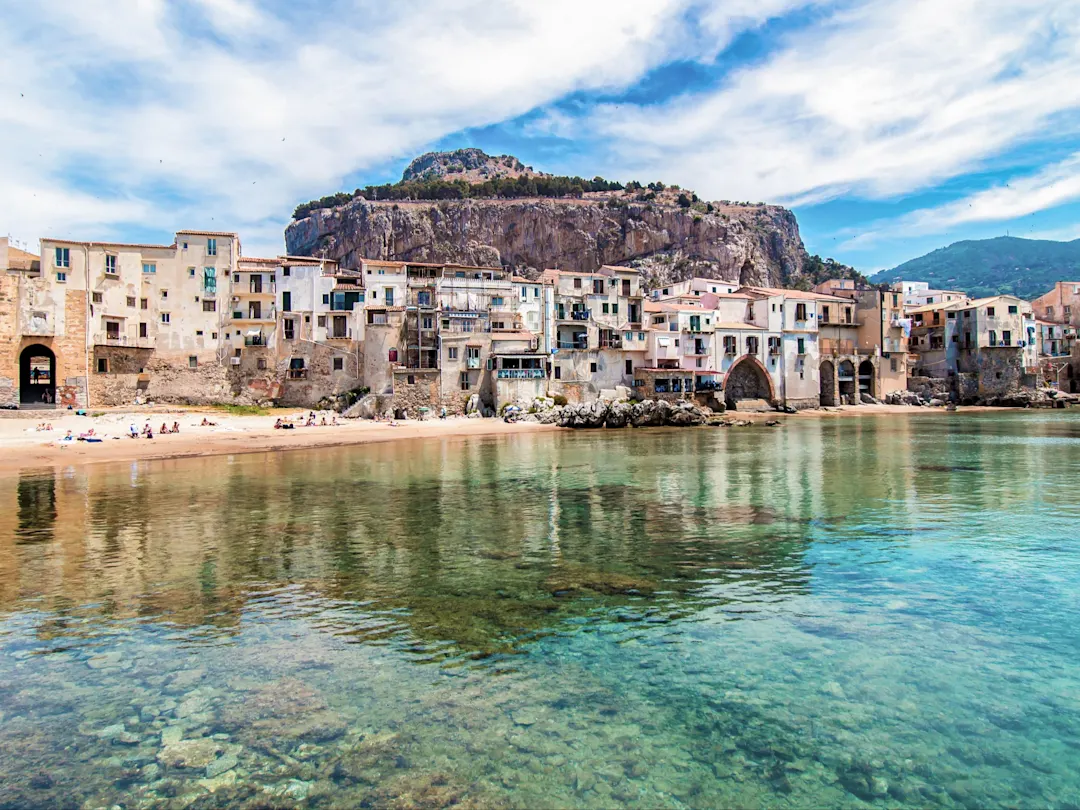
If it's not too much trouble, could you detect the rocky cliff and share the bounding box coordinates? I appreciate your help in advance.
[285,196,809,288]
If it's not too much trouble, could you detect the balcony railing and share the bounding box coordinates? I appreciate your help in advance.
[231,311,276,321]
[557,340,589,350]
[286,368,309,380]
[599,337,622,349]
[93,333,153,347]
[497,368,545,379]
[820,338,855,355]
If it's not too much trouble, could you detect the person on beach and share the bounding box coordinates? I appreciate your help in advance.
[320,416,327,426]
[161,423,170,435]
[172,422,180,434]
[331,415,338,426]
[129,424,138,439]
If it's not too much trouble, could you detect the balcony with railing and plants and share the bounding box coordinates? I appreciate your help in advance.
[94,332,154,348]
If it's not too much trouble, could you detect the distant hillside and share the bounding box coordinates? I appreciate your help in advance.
[870,236,1080,299]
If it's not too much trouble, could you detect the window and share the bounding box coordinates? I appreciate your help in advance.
[160,313,170,323]
[624,331,632,342]
[590,362,598,373]
[492,297,504,306]
[97,358,108,373]
[92,292,103,304]
[794,302,808,321]
[1008,305,1018,314]
[987,307,995,317]
[1065,305,1072,318]
[422,316,434,329]
[768,336,781,355]
[448,347,458,360]
[821,305,830,322]
[892,294,899,308]
[211,332,217,339]
[188,356,198,369]
[126,296,136,307]
[625,359,633,375]
[283,320,295,340]
[797,337,806,355]
[747,336,759,355]
[189,267,196,277]
[203,300,216,312]
[947,311,956,319]
[890,357,898,372]
[105,321,120,339]
[748,303,755,320]
[989,330,997,345]
[256,357,267,370]
[161,290,168,299]
[105,255,117,275]
[638,332,645,341]
[574,277,582,289]
[592,280,604,294]
[674,339,680,347]
[317,315,327,328]
[282,291,291,312]
[460,372,471,390]
[723,335,736,354]
[602,303,610,314]
[56,271,67,282]
[612,304,618,315]
[196,330,203,336]
[1002,330,1012,346]
[554,366,561,379]
[139,322,148,338]
[55,247,70,268]
[207,238,217,256]
[140,298,148,310]
[333,357,344,371]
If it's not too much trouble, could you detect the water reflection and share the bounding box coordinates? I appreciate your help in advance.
[1,412,1079,809]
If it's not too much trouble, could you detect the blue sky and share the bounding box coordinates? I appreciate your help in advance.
[2,0,1079,272]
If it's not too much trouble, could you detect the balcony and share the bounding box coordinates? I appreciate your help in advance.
[286,368,309,380]
[599,337,622,350]
[497,368,545,379]
[244,335,268,347]
[557,340,589,350]
[820,338,855,355]
[466,357,482,369]
[231,310,276,322]
[242,283,276,296]
[557,309,591,321]
[93,333,152,348]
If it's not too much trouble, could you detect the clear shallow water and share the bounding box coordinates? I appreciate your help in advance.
[2,413,1080,809]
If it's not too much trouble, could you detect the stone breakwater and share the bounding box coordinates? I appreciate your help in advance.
[522,399,779,429]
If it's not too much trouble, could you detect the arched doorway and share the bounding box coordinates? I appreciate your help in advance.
[819,360,836,406]
[858,360,875,400]
[724,356,774,409]
[838,360,856,404]
[20,345,56,406]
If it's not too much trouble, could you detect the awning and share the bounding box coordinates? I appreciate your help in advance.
[246,329,261,336]
[658,337,671,346]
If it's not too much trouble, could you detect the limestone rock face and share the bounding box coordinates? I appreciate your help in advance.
[285,197,808,288]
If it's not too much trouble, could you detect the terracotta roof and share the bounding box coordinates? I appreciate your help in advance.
[712,322,766,330]
[42,237,176,250]
[238,257,280,265]
[739,285,851,302]
[512,275,539,283]
[491,330,537,340]
[904,300,967,314]
[5,245,39,270]
[176,230,238,238]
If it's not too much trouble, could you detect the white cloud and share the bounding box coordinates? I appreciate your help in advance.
[839,152,1080,248]
[0,0,804,256]
[582,0,1080,207]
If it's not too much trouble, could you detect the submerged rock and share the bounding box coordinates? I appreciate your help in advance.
[157,738,224,769]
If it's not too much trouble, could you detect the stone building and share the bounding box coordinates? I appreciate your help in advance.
[813,279,910,403]
[1031,282,1080,330]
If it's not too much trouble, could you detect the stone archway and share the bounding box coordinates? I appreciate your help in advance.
[819,360,836,406]
[724,355,774,409]
[20,344,56,405]
[858,359,875,400]
[838,360,856,404]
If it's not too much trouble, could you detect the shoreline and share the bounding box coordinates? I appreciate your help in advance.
[0,402,1061,475]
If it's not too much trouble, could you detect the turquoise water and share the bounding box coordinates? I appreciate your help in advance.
[2,412,1080,808]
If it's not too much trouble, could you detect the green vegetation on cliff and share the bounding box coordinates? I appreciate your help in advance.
[870,236,1080,299]
[292,175,628,220]
[792,255,868,290]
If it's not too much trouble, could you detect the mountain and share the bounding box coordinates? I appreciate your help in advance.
[285,149,827,289]
[870,236,1080,300]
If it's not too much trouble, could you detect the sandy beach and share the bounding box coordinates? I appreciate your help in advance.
[0,401,1028,474]
[0,407,560,474]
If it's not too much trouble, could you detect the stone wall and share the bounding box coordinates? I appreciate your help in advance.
[391,369,441,417]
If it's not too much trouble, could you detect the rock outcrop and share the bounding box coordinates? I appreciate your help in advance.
[285,195,808,289]
[554,399,709,429]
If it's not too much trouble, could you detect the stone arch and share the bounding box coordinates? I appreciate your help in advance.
[837,359,856,404]
[20,344,56,405]
[724,355,775,408]
[819,360,836,406]
[858,359,875,400]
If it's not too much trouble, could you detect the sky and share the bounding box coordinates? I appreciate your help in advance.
[2,0,1079,273]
